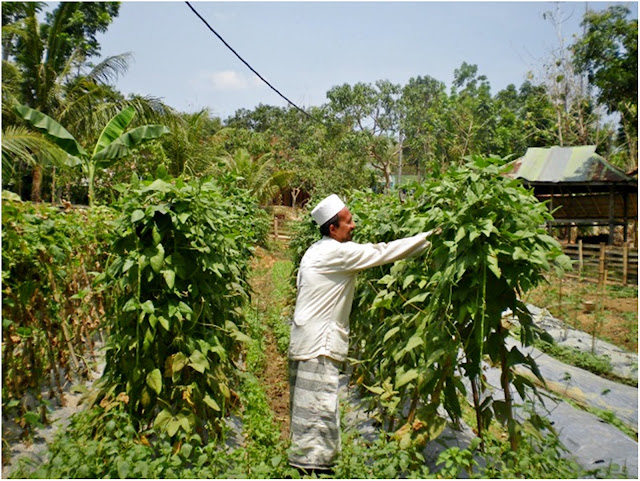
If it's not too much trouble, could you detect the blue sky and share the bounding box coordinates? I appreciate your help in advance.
[93,1,638,119]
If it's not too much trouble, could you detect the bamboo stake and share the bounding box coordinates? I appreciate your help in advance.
[591,269,608,355]
[598,243,606,284]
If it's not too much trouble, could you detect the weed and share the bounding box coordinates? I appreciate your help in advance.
[535,340,613,377]
[607,284,638,299]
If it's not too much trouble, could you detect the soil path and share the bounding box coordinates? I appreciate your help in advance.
[248,245,292,441]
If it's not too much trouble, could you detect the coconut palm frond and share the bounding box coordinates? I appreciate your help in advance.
[124,95,175,123]
[1,125,72,178]
[84,53,133,86]
[2,60,22,87]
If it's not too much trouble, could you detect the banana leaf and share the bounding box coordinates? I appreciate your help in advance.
[14,104,87,157]
[93,125,171,168]
[92,106,136,158]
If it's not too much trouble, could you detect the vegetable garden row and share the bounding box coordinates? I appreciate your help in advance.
[4,158,630,478]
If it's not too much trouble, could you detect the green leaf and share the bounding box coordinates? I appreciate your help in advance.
[142,178,173,193]
[122,258,135,273]
[177,212,191,223]
[131,209,145,223]
[231,330,252,344]
[92,106,135,158]
[140,300,155,314]
[93,125,171,167]
[203,394,220,411]
[158,315,170,331]
[188,350,210,373]
[154,409,172,430]
[14,104,87,157]
[162,269,175,289]
[487,251,501,278]
[146,369,162,394]
[402,274,415,289]
[362,383,385,395]
[404,335,423,353]
[117,460,130,479]
[150,244,165,273]
[403,292,428,306]
[170,352,188,373]
[426,348,446,367]
[396,368,419,388]
[478,218,494,237]
[383,326,400,343]
[492,400,510,425]
[166,418,181,437]
[426,415,447,440]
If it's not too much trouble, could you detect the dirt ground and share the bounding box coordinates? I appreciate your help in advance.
[527,276,638,353]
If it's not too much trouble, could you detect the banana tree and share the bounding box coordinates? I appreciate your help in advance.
[14,104,170,205]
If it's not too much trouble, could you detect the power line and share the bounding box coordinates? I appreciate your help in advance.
[185,1,318,123]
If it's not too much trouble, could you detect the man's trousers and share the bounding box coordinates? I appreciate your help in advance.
[288,356,341,470]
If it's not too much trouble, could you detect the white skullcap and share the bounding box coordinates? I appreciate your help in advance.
[311,194,346,225]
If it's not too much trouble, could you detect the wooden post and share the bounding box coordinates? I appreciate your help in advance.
[608,188,615,245]
[578,240,583,277]
[623,241,629,286]
[273,217,279,240]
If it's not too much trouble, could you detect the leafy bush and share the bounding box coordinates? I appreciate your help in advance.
[91,170,266,441]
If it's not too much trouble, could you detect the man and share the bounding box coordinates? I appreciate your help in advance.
[288,194,437,472]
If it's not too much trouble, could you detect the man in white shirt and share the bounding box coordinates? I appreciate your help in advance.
[288,194,437,472]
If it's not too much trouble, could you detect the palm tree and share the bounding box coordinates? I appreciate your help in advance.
[163,109,223,177]
[2,2,129,201]
[2,3,177,202]
[212,148,293,205]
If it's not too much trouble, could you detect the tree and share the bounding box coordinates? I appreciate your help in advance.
[161,108,222,177]
[447,62,496,162]
[327,80,401,190]
[399,75,449,179]
[1,125,74,197]
[209,147,292,206]
[571,5,638,168]
[2,2,123,201]
[15,105,170,206]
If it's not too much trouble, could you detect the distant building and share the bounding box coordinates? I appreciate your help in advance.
[505,146,638,245]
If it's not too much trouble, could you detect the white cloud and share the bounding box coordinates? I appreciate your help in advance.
[198,70,262,91]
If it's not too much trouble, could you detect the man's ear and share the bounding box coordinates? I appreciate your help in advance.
[328,222,338,239]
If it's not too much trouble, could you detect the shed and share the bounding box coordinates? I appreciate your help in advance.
[505,146,638,245]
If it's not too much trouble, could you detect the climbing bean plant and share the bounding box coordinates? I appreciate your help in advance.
[291,156,571,450]
[2,193,113,425]
[93,169,269,442]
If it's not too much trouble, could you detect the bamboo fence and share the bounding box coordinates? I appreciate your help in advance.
[560,241,638,286]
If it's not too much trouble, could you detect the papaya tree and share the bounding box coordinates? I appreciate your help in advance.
[14,104,170,205]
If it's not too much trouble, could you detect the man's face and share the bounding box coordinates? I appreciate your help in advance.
[330,207,356,242]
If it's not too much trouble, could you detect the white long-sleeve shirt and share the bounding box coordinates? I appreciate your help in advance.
[289,232,431,362]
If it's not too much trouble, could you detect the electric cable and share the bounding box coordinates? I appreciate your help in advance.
[185,1,319,123]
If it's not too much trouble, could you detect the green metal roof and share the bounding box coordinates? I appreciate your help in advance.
[507,146,633,183]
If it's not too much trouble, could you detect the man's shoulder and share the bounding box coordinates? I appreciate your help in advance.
[303,238,366,260]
